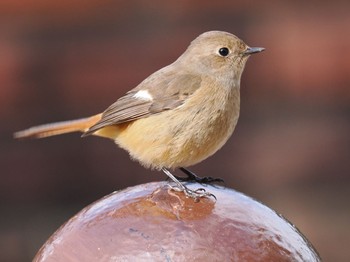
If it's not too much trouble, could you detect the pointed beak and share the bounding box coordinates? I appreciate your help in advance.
[244,47,265,55]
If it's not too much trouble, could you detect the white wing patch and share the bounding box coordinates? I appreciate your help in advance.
[133,90,153,101]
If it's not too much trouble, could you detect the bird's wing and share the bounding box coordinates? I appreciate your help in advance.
[83,72,201,136]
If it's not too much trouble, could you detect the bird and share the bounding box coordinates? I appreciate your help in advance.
[14,31,264,199]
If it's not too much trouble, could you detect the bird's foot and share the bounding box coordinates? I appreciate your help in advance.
[162,168,216,201]
[168,184,216,201]
[178,167,224,184]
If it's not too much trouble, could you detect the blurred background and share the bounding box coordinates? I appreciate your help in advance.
[1,1,349,261]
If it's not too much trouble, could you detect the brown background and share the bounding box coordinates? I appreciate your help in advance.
[1,1,349,261]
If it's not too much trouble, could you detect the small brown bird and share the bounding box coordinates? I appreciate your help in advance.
[14,31,264,199]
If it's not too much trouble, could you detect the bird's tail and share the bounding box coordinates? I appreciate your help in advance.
[14,114,102,139]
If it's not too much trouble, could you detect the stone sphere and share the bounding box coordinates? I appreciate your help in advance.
[34,182,320,261]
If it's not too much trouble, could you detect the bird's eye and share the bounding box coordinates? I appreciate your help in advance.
[218,47,229,57]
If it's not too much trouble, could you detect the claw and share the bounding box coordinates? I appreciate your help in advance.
[178,167,225,185]
[168,182,216,201]
[183,187,214,199]
[208,193,217,201]
[162,168,216,201]
[194,188,206,192]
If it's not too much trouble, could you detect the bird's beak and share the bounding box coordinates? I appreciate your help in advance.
[244,47,265,55]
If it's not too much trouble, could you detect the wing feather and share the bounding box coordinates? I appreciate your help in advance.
[84,70,201,136]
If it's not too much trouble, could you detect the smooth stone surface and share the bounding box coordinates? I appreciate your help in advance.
[34,182,320,261]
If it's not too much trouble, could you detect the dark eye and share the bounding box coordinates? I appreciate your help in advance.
[218,47,229,57]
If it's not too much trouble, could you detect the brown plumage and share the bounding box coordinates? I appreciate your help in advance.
[14,31,264,198]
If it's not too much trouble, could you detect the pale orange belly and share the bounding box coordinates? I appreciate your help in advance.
[110,107,239,170]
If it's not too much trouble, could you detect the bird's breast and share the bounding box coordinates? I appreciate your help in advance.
[115,83,240,169]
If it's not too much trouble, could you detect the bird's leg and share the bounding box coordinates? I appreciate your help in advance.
[161,168,216,200]
[176,167,225,184]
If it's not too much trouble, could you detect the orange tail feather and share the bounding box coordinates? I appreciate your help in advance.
[14,114,102,139]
